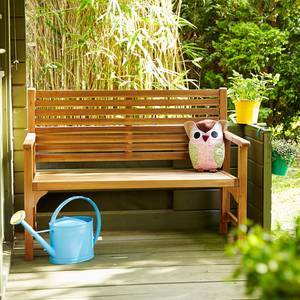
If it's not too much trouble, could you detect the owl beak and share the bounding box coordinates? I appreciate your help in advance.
[203,135,209,142]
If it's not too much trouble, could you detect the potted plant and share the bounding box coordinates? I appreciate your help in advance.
[272,138,299,176]
[228,71,279,124]
[227,217,300,300]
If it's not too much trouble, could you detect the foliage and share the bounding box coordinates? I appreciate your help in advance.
[26,0,191,90]
[180,0,300,132]
[272,167,300,231]
[266,43,300,133]
[272,118,300,141]
[228,71,279,103]
[213,22,287,74]
[227,218,300,300]
[272,138,299,163]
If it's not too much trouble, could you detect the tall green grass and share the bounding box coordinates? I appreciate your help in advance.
[26,0,193,90]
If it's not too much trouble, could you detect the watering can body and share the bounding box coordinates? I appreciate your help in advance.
[11,196,101,264]
[50,216,96,264]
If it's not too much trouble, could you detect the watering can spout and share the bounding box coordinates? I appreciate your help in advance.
[10,211,56,257]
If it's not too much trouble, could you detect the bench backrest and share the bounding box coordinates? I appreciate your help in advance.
[27,89,227,165]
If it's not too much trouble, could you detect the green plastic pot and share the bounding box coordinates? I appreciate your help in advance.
[272,158,290,176]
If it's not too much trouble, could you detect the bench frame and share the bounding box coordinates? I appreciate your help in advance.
[23,88,250,260]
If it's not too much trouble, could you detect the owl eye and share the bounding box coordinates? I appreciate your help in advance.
[211,131,218,138]
[193,132,201,139]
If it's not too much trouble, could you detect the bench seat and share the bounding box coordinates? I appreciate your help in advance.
[33,169,238,191]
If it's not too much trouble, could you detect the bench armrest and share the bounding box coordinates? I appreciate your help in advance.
[222,130,249,226]
[224,131,250,147]
[222,130,249,186]
[223,129,249,219]
[23,133,36,149]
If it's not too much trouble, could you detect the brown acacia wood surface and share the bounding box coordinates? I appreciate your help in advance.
[35,125,186,134]
[36,143,188,152]
[35,107,220,116]
[31,88,227,163]
[36,133,187,143]
[35,117,219,126]
[35,99,220,107]
[32,169,237,190]
[35,89,220,98]
[33,89,223,129]
[35,152,189,162]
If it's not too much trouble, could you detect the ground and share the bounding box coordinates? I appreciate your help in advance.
[272,163,300,231]
[6,232,251,300]
[5,159,299,300]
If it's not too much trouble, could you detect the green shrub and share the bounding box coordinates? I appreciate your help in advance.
[180,0,300,134]
[213,22,287,74]
[228,218,300,300]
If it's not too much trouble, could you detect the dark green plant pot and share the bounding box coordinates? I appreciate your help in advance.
[272,158,290,176]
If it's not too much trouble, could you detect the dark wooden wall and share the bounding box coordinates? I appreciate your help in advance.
[0,0,24,241]
[10,0,27,217]
[244,125,272,229]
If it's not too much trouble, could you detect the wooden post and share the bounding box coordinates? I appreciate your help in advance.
[27,88,36,132]
[220,139,231,234]
[237,145,248,225]
[24,88,36,259]
[24,138,34,260]
[219,88,227,120]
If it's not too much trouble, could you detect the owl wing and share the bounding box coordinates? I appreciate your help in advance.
[213,143,225,168]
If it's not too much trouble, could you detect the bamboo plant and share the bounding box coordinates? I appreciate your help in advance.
[26,0,193,90]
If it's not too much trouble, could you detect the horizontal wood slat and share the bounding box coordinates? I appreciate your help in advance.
[35,117,219,126]
[36,143,188,153]
[35,125,186,134]
[32,169,237,190]
[36,99,220,107]
[35,108,220,117]
[35,89,220,98]
[36,152,189,162]
[36,134,187,144]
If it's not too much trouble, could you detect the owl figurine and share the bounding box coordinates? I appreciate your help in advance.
[184,119,228,172]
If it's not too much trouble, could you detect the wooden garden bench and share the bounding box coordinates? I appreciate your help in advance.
[24,88,250,260]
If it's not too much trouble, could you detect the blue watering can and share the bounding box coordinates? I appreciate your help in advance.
[10,196,101,264]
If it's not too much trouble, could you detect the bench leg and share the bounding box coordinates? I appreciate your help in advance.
[24,217,34,260]
[220,187,230,234]
[24,189,34,261]
[237,190,247,227]
[24,190,48,260]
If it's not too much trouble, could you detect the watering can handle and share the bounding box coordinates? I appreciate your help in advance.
[50,196,101,246]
